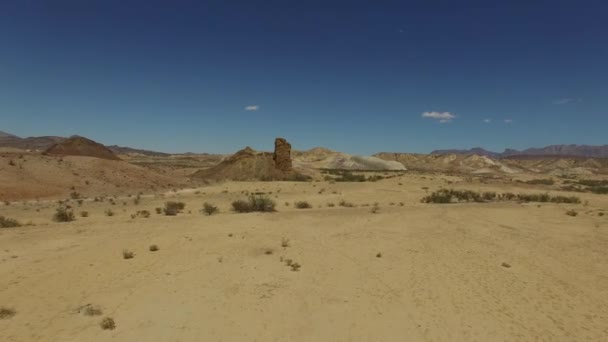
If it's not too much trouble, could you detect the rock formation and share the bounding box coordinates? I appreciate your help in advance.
[273,138,292,171]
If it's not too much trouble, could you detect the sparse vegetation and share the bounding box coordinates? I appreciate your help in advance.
[281,238,290,248]
[566,209,578,216]
[0,307,16,319]
[100,317,116,330]
[202,202,219,216]
[164,201,185,216]
[370,202,380,213]
[53,207,75,222]
[132,210,150,219]
[524,179,555,185]
[149,245,159,252]
[0,216,21,228]
[80,304,102,316]
[294,201,312,209]
[422,189,581,204]
[338,199,355,207]
[231,194,276,213]
[80,211,89,218]
[122,250,135,259]
[105,209,115,217]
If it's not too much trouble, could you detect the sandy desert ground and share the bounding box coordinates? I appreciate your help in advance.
[1,173,607,342]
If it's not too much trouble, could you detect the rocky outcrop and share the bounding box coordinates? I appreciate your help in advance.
[44,136,120,160]
[273,138,292,171]
[191,138,309,182]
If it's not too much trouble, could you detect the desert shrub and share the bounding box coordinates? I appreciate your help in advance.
[80,211,89,218]
[281,237,290,247]
[132,210,150,219]
[0,216,21,228]
[423,189,581,204]
[516,193,551,202]
[367,175,385,182]
[104,209,114,217]
[370,202,380,213]
[338,199,355,207]
[231,199,250,213]
[70,191,81,199]
[202,202,219,216]
[0,307,16,319]
[294,201,312,209]
[590,186,608,194]
[482,192,497,201]
[53,207,75,222]
[501,192,516,200]
[149,245,159,251]
[122,250,134,259]
[100,317,115,330]
[232,195,276,213]
[155,207,162,214]
[525,179,555,185]
[566,210,578,216]
[549,195,581,204]
[576,179,608,187]
[334,172,366,182]
[327,202,335,207]
[164,201,185,216]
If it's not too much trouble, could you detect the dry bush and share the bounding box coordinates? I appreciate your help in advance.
[295,201,312,209]
[53,207,75,222]
[149,245,159,252]
[0,307,16,319]
[80,211,89,218]
[122,250,135,259]
[132,210,150,219]
[100,317,115,330]
[0,216,21,228]
[232,195,276,213]
[104,209,114,217]
[338,199,355,207]
[202,202,219,216]
[281,238,290,248]
[566,210,578,217]
[164,201,185,216]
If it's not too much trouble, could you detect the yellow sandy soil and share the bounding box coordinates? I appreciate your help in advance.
[1,176,607,341]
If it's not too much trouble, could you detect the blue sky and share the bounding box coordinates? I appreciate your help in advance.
[1,0,606,154]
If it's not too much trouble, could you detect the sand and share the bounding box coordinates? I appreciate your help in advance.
[1,176,608,341]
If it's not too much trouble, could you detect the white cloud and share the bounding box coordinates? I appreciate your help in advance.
[553,98,581,105]
[421,111,456,123]
[483,119,491,123]
[504,119,513,124]
[244,105,259,111]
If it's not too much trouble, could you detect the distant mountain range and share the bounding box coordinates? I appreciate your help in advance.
[431,145,608,158]
[2,130,607,158]
[0,131,168,156]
